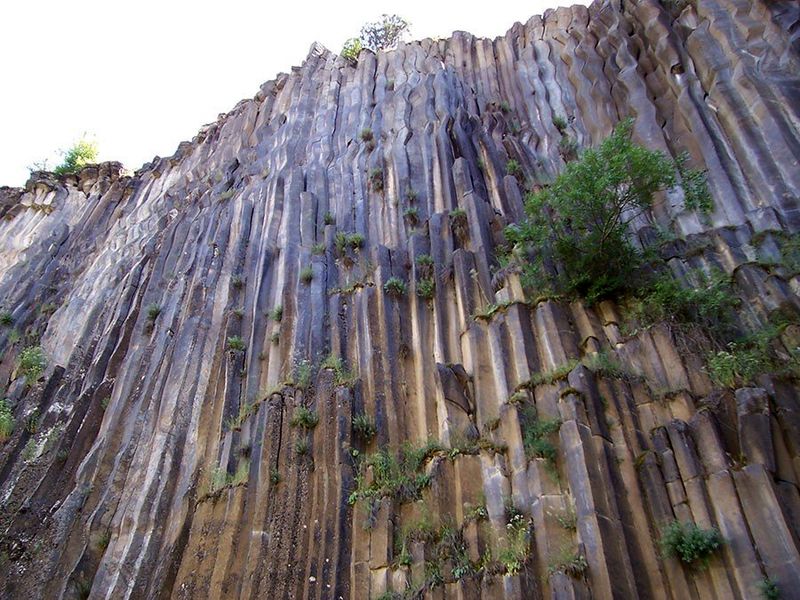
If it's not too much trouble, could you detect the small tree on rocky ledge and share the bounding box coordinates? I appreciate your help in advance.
[360,14,410,51]
[53,138,99,175]
[504,118,710,304]
[341,14,410,58]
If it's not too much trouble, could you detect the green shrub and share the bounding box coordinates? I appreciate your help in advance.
[22,438,37,462]
[19,346,46,382]
[209,467,228,494]
[97,530,111,552]
[321,354,358,388]
[522,406,561,471]
[352,413,377,440]
[0,399,14,442]
[334,231,348,255]
[340,37,363,61]
[660,520,723,568]
[706,344,762,388]
[300,266,314,284]
[232,460,250,486]
[294,360,313,391]
[465,503,488,522]
[553,115,568,133]
[227,336,246,352]
[269,305,283,322]
[403,207,418,224]
[449,208,468,241]
[706,317,800,387]
[417,277,435,300]
[505,118,710,304]
[415,254,433,268]
[506,159,523,179]
[758,577,780,600]
[54,139,98,175]
[311,242,326,255]
[405,189,418,202]
[582,350,630,379]
[359,128,373,142]
[0,311,12,327]
[295,437,310,455]
[628,270,738,339]
[449,207,466,222]
[25,409,39,434]
[143,303,161,332]
[553,504,577,530]
[499,510,532,575]
[780,235,800,274]
[547,546,588,577]
[290,405,319,429]
[369,167,384,192]
[348,440,443,505]
[270,468,281,485]
[323,212,335,225]
[347,233,365,249]
[231,275,244,289]
[384,276,407,297]
[529,359,579,386]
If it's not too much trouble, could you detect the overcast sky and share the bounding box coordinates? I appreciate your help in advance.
[0,0,589,186]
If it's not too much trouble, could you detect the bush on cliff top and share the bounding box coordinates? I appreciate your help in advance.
[53,139,99,175]
[340,14,410,59]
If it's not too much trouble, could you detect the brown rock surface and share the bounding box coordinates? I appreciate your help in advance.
[1,1,799,598]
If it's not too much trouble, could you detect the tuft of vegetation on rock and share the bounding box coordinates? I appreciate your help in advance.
[227,336,246,352]
[53,139,99,175]
[352,413,377,441]
[660,520,723,568]
[340,37,363,61]
[416,277,435,300]
[383,276,407,297]
[348,439,444,505]
[0,398,14,442]
[320,354,358,388]
[19,346,46,382]
[290,406,319,429]
[269,304,283,322]
[369,167,384,192]
[300,266,314,284]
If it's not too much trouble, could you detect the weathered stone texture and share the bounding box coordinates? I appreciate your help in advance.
[1,0,800,598]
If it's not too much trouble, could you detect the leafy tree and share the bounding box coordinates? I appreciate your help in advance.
[505,118,709,304]
[340,37,363,61]
[360,14,410,52]
[340,15,410,61]
[54,138,98,175]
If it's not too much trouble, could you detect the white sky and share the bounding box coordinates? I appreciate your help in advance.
[0,0,589,186]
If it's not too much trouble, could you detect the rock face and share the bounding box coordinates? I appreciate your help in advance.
[1,0,800,598]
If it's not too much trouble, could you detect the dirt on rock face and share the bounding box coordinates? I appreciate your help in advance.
[1,1,800,598]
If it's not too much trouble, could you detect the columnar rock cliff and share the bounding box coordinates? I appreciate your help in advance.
[2,0,800,598]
